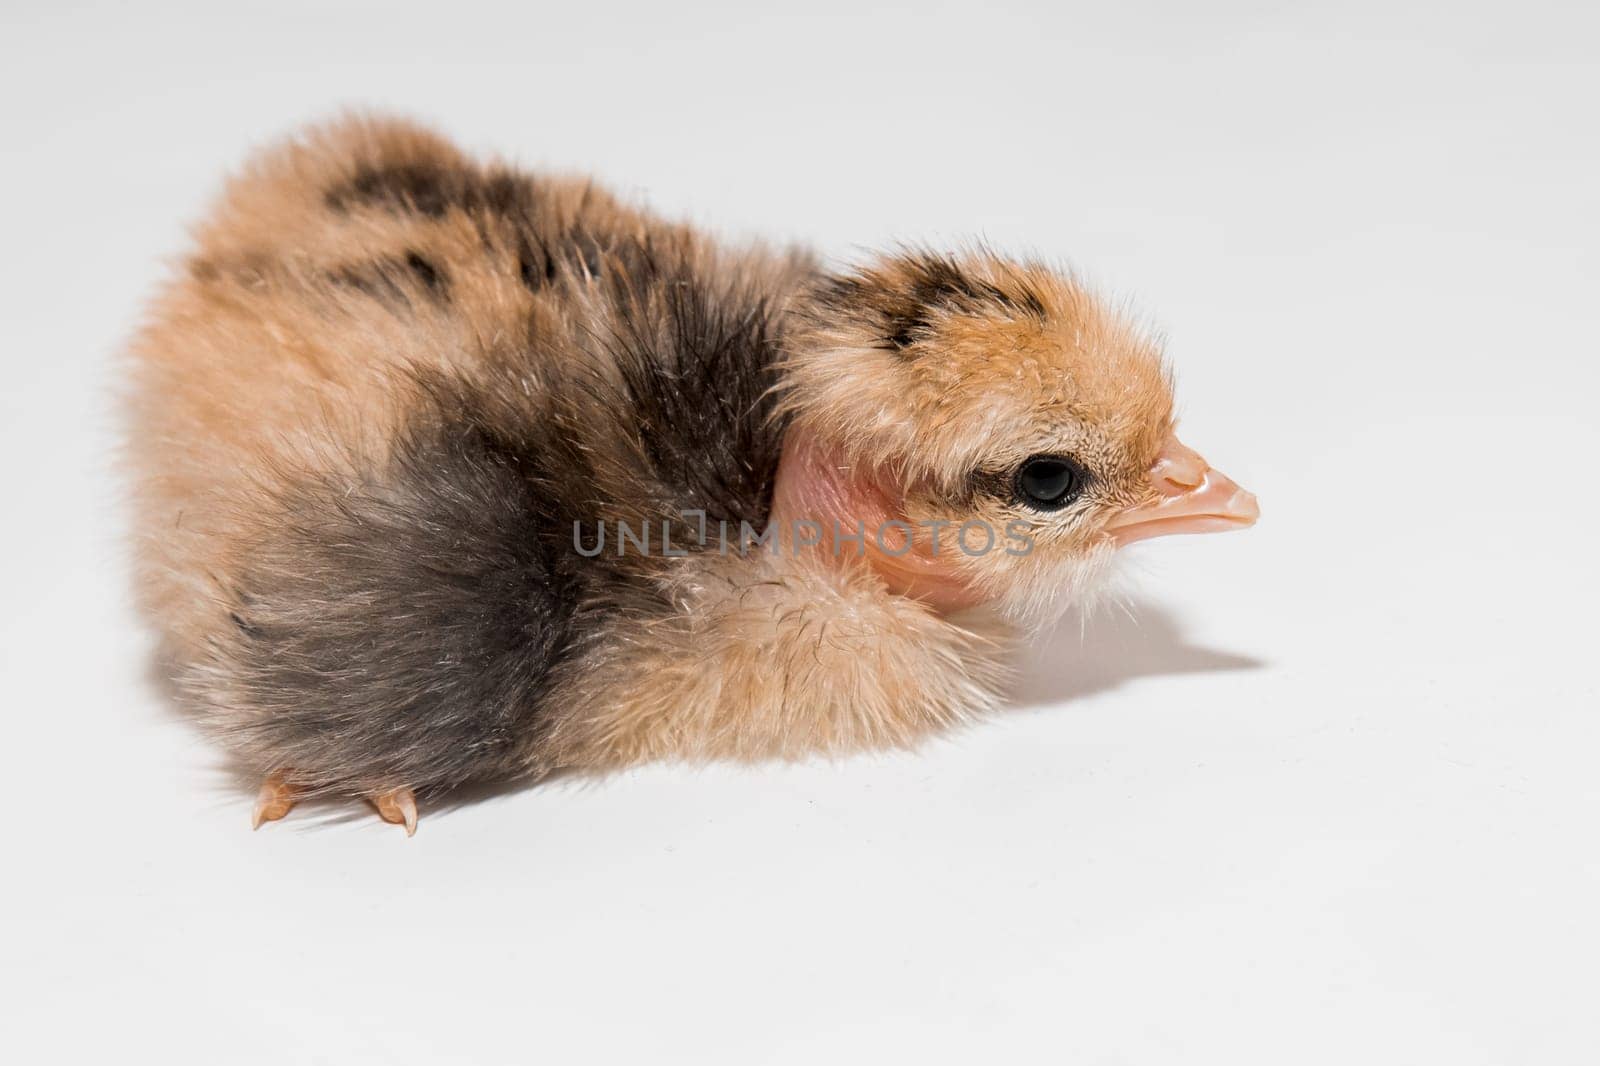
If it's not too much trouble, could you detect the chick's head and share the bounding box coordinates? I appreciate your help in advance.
[774,250,1257,623]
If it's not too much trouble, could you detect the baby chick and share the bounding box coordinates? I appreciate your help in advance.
[126,117,1257,833]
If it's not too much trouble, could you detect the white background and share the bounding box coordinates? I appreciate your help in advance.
[3,1,1597,1062]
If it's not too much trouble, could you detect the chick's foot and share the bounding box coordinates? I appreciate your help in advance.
[371,787,419,836]
[251,772,298,829]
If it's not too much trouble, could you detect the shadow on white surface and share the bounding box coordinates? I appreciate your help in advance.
[1008,599,1263,710]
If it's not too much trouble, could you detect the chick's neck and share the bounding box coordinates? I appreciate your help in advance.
[768,427,988,614]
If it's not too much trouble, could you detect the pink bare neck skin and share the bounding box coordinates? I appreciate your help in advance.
[769,429,988,613]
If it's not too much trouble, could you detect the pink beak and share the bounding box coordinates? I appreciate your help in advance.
[1106,435,1259,546]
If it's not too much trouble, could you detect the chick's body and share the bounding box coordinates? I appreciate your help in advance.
[128,118,1255,828]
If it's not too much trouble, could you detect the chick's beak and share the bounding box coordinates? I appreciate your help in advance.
[1106,435,1259,546]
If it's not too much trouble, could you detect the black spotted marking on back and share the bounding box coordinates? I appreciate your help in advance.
[517,239,558,293]
[327,163,454,217]
[328,252,451,310]
[514,226,620,295]
[404,250,445,293]
[326,162,539,223]
[474,170,534,216]
[325,162,628,299]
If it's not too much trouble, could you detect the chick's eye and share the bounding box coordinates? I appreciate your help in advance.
[1016,455,1083,510]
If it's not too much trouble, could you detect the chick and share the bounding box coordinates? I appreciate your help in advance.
[126,117,1257,833]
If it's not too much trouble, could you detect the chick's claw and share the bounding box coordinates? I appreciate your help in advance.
[372,787,418,836]
[251,772,297,829]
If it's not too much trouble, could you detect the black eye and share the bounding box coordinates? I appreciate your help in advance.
[1015,455,1084,510]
